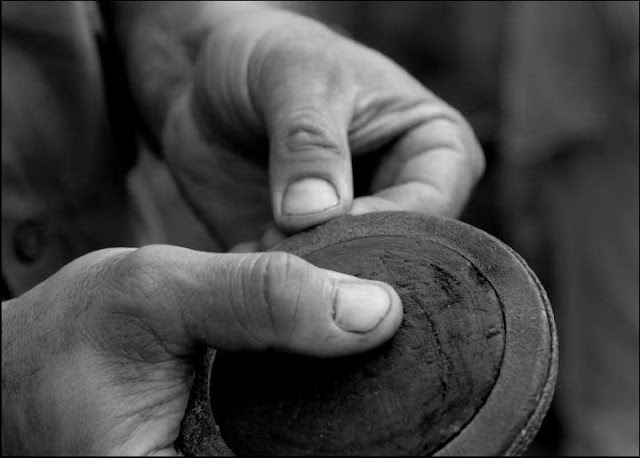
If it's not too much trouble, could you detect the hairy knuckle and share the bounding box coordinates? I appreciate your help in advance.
[113,245,167,305]
[60,261,108,320]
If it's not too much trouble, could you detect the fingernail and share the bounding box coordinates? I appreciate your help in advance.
[334,282,391,333]
[282,178,339,215]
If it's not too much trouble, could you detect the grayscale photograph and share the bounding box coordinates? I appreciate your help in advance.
[2,1,638,456]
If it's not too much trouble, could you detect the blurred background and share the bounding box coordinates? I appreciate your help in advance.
[130,2,639,455]
[3,1,638,455]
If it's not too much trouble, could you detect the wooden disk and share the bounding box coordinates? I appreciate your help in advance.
[177,212,558,456]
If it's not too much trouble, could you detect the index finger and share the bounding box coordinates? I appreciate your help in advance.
[350,111,485,218]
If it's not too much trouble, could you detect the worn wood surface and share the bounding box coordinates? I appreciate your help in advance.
[177,212,558,456]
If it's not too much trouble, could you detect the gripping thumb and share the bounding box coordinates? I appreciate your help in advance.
[116,245,402,357]
[250,28,356,233]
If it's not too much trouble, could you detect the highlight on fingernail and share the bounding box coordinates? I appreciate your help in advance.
[282,177,339,216]
[333,281,391,333]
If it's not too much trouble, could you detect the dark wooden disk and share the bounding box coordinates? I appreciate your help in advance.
[177,212,558,456]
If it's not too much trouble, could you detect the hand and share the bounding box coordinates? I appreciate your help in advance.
[1,246,401,455]
[160,7,485,250]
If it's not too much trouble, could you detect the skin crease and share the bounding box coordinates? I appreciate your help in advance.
[167,13,484,249]
[1,1,485,455]
[2,246,403,455]
[115,2,484,249]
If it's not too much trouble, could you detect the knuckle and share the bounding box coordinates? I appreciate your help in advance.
[282,115,344,157]
[251,252,305,344]
[112,245,168,304]
[256,251,296,308]
[438,107,486,180]
[258,18,338,68]
[254,22,344,96]
[50,249,139,344]
[426,117,468,154]
[59,260,110,319]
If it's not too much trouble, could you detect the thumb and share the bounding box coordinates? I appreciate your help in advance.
[252,29,355,233]
[114,245,402,357]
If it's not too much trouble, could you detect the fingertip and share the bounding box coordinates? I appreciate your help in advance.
[349,196,404,216]
[320,270,403,353]
[369,279,404,337]
[259,225,288,251]
[271,263,402,358]
[333,279,402,338]
[228,241,261,253]
[281,177,340,216]
[273,178,353,232]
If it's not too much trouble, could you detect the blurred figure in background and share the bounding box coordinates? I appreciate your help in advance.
[501,2,639,455]
[289,1,639,455]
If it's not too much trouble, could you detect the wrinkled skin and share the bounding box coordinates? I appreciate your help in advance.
[1,3,484,455]
[160,8,484,250]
